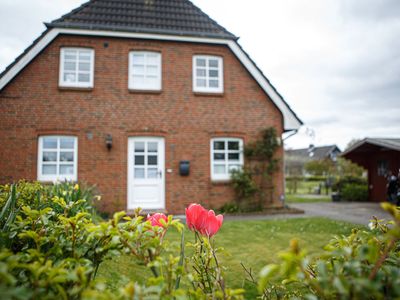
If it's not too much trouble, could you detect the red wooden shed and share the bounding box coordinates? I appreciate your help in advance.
[342,138,400,202]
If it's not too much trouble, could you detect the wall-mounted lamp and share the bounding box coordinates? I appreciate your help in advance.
[105,134,113,150]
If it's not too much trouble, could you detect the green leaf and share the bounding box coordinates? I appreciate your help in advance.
[258,264,279,292]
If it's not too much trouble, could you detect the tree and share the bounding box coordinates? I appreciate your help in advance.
[304,159,335,176]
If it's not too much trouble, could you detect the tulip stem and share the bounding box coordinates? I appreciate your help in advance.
[209,236,227,299]
[147,249,159,277]
[194,231,213,294]
[175,231,185,290]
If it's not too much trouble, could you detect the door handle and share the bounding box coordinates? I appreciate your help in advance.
[158,170,163,178]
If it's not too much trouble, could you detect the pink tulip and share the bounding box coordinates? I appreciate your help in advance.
[147,213,168,228]
[185,203,223,237]
[203,210,224,237]
[186,203,207,231]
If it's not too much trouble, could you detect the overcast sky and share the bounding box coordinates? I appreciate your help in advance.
[1,0,399,150]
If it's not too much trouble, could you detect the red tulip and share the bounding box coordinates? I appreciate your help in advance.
[147,213,168,228]
[186,203,207,231]
[185,203,223,237]
[203,209,224,237]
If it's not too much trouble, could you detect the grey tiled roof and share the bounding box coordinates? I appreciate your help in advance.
[286,145,341,160]
[47,0,237,40]
[342,138,400,155]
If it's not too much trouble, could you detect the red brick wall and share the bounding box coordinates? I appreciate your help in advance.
[0,34,285,213]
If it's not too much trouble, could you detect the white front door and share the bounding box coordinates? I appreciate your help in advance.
[128,137,165,210]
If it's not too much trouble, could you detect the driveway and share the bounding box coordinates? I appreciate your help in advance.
[222,202,392,226]
[288,202,392,225]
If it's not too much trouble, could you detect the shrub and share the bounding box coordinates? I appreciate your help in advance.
[2,181,400,299]
[341,183,368,201]
[218,202,241,214]
[230,127,280,211]
[332,175,367,192]
[0,182,243,299]
[257,203,400,299]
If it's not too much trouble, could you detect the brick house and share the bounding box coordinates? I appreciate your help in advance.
[0,0,302,214]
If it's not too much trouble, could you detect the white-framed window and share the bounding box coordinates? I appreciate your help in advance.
[193,55,223,93]
[129,51,162,90]
[210,138,243,181]
[37,136,78,182]
[59,48,94,88]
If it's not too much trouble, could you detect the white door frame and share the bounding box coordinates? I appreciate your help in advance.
[127,137,165,210]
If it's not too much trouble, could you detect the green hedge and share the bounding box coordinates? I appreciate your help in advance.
[341,183,368,202]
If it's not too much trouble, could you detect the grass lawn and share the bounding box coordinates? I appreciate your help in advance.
[97,217,361,298]
[285,193,331,203]
[285,180,324,194]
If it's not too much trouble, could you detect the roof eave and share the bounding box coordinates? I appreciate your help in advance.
[342,138,400,156]
[46,22,238,40]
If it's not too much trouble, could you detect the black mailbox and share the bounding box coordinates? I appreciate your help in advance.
[179,160,190,176]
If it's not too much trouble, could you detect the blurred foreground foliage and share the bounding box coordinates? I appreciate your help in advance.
[1,181,399,299]
[257,203,400,299]
[0,181,244,300]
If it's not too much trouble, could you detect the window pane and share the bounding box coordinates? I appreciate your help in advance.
[214,153,225,160]
[196,58,206,67]
[228,164,241,172]
[79,51,91,60]
[64,51,77,60]
[146,54,159,65]
[64,61,76,71]
[196,69,206,77]
[196,79,206,87]
[43,151,57,162]
[64,73,76,82]
[60,152,74,162]
[145,76,158,88]
[228,141,239,150]
[134,168,145,178]
[209,69,219,77]
[60,165,74,175]
[79,62,90,71]
[43,165,57,175]
[213,141,225,150]
[135,155,144,165]
[209,80,219,88]
[43,137,57,149]
[148,155,157,165]
[133,75,145,86]
[228,153,239,161]
[147,168,158,178]
[78,73,90,82]
[60,137,74,149]
[214,165,226,174]
[132,54,145,64]
[133,65,145,75]
[148,142,157,152]
[147,65,158,76]
[209,59,219,68]
[135,142,145,152]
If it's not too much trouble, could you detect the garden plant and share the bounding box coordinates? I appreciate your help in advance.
[0,181,399,299]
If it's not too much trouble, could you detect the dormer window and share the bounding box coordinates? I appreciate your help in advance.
[129,51,162,91]
[59,48,94,88]
[193,55,223,93]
